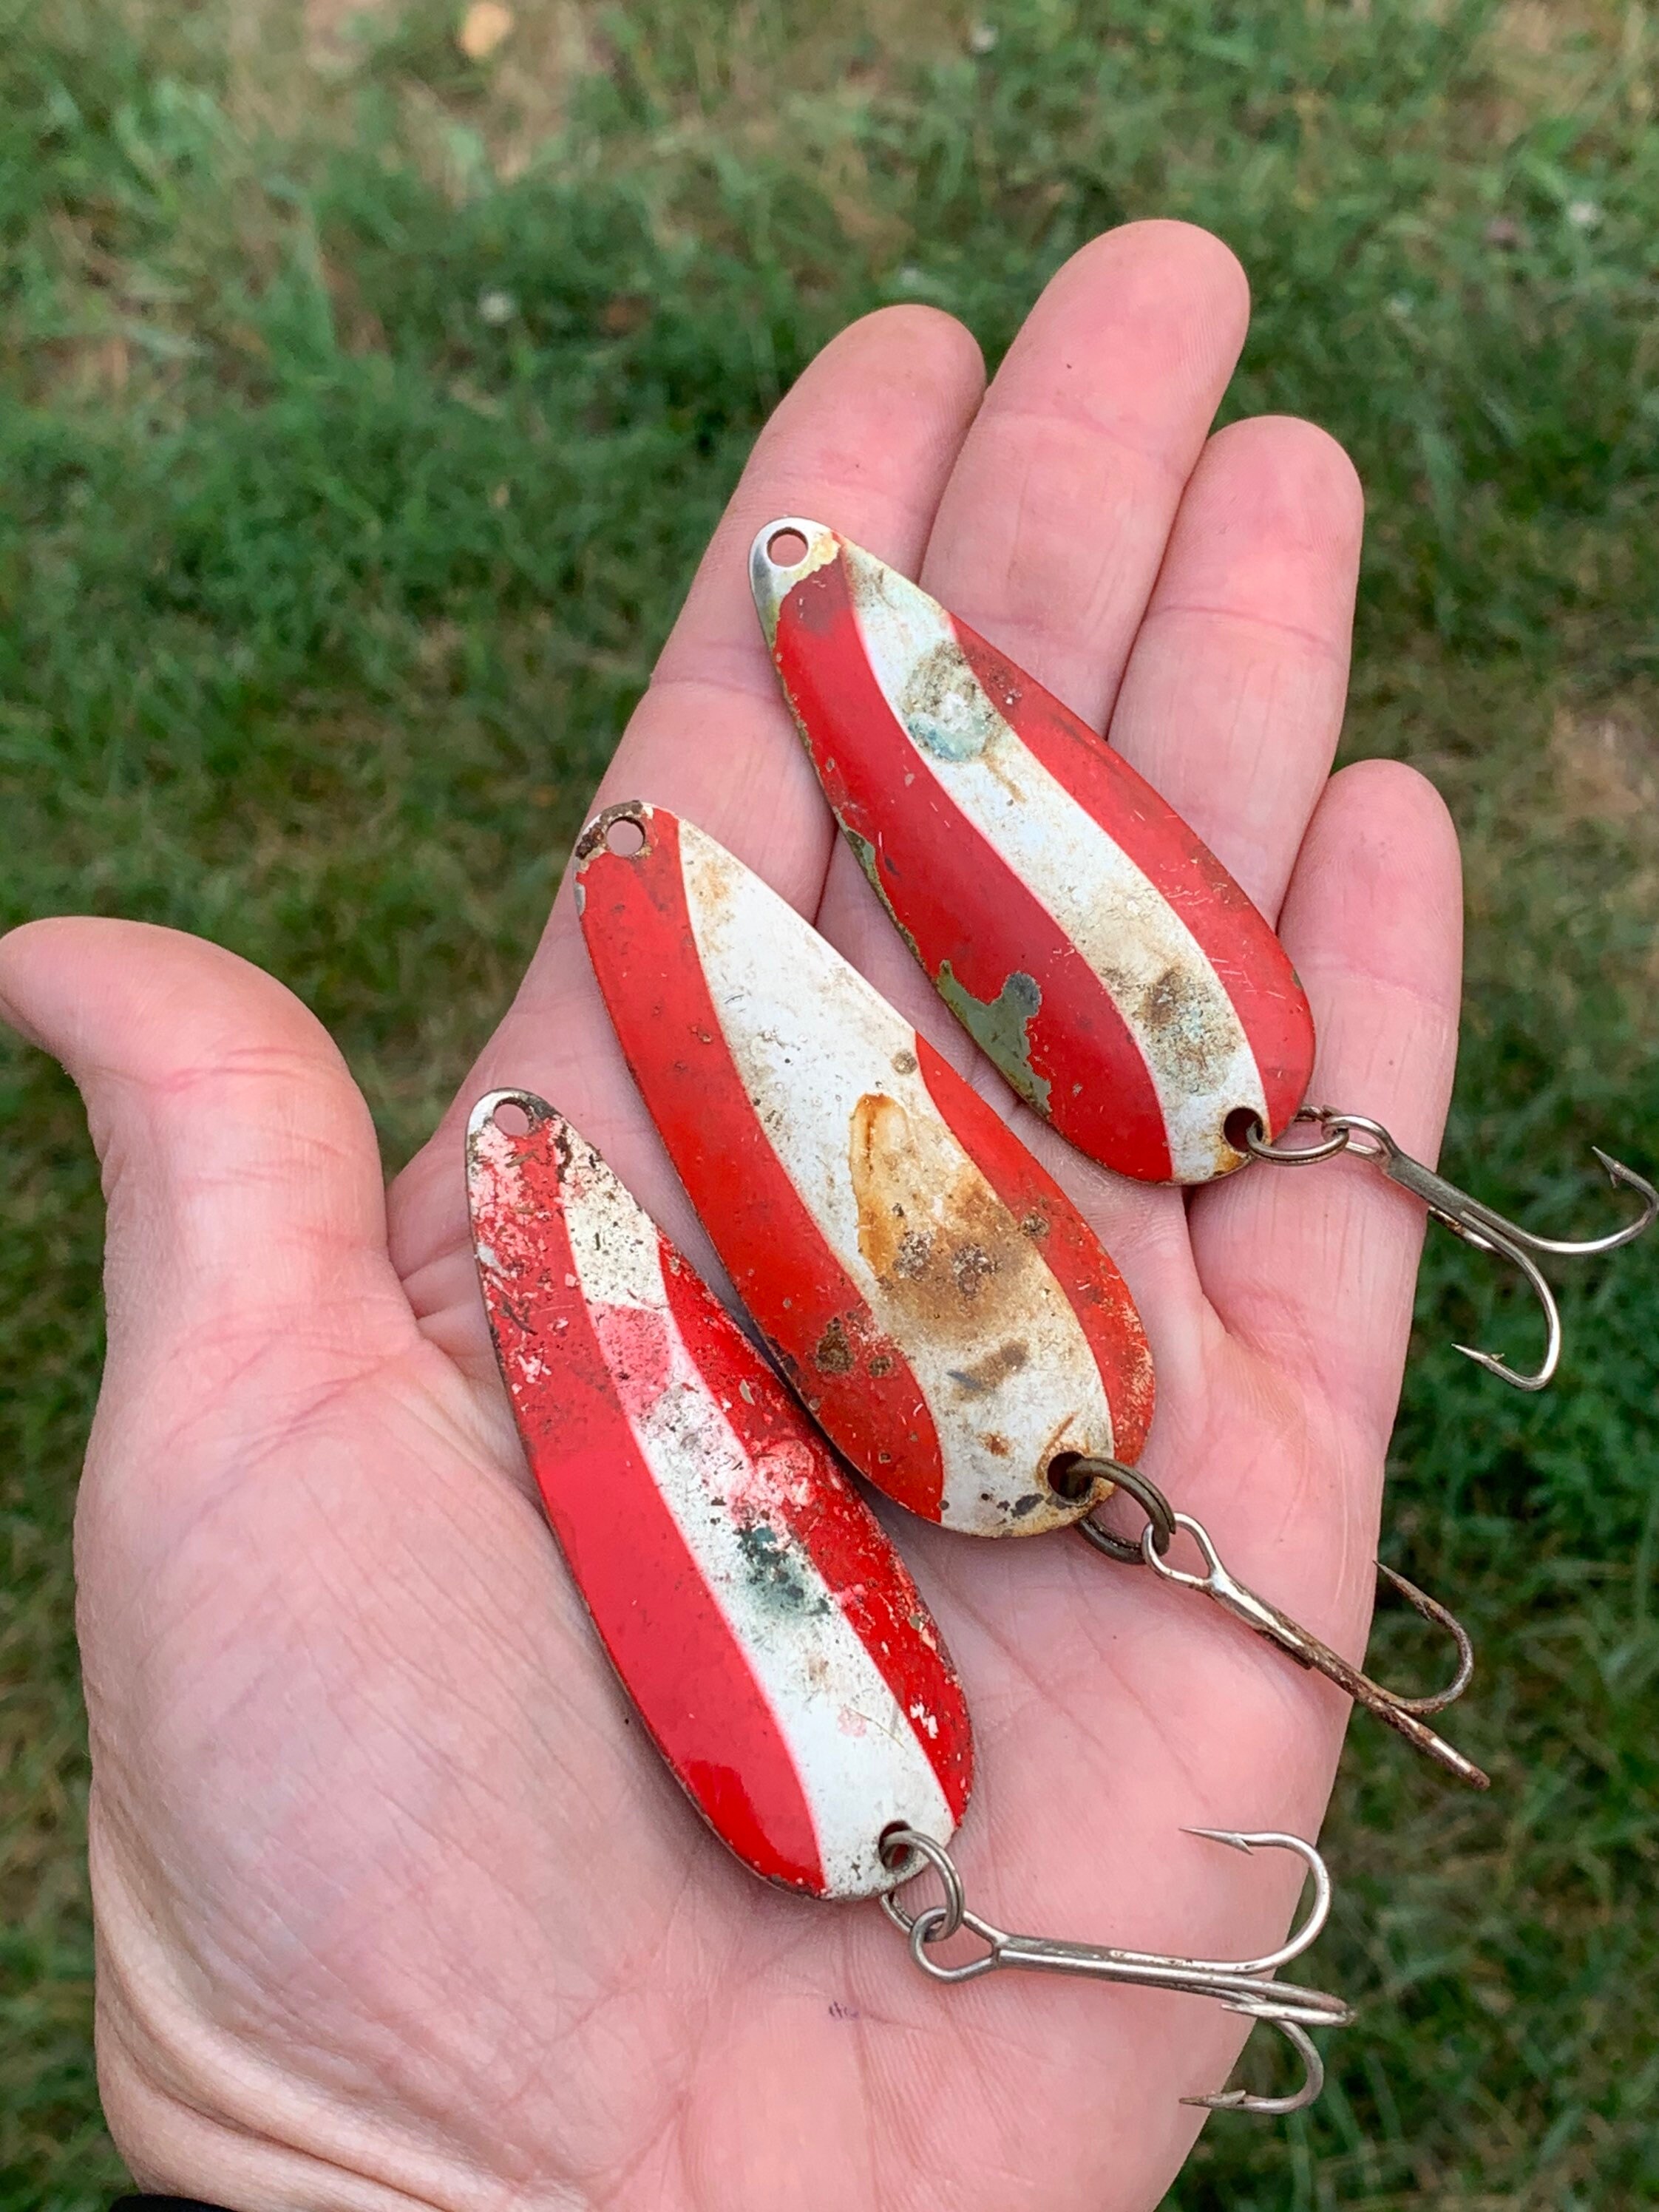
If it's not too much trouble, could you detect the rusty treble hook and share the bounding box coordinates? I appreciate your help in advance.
[1075,1462,1489,1791]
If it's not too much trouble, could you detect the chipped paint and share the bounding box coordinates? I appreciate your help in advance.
[936,961,1050,1116]
[748,515,840,648]
[892,631,1000,762]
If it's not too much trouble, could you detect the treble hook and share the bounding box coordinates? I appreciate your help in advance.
[880,1826,1354,2117]
[1074,1462,1489,1790]
[1244,1109,1658,1391]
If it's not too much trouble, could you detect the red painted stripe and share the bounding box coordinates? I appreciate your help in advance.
[474,1116,824,1892]
[951,622,1314,1144]
[660,1252,973,1821]
[577,810,949,1524]
[915,1039,1155,1468]
[773,555,1175,1181]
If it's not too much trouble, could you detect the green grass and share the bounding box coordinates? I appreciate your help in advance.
[2,2,1657,2204]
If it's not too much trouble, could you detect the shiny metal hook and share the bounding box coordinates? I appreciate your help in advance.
[1244,1108,1658,1391]
[880,1825,1354,2117]
[1076,1463,1489,1790]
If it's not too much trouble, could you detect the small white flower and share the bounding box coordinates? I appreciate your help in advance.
[1567,199,1603,230]
[458,2,515,61]
[477,288,517,326]
[968,21,998,52]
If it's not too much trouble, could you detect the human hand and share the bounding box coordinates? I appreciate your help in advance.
[0,221,1459,2212]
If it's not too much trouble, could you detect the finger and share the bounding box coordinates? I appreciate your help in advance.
[0,911,415,1504]
[600,303,986,908]
[920,220,1250,727]
[0,920,407,1414]
[390,307,987,1312]
[1190,759,1464,1441]
[1105,413,1364,920]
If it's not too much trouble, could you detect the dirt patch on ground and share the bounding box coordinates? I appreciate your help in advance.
[1550,703,1659,829]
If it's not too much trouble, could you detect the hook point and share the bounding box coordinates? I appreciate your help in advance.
[1590,1147,1659,1232]
[1453,1339,1553,1392]
[1181,2019,1329,2117]
[1181,1825,1254,1855]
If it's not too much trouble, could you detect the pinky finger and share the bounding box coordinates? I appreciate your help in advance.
[1187,759,1464,1443]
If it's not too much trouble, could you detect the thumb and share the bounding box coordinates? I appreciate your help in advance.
[0,918,410,1425]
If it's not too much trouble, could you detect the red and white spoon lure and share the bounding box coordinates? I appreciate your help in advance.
[750,517,1313,1187]
[575,804,1155,1537]
[467,1090,972,1899]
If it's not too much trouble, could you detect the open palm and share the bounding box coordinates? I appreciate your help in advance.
[1,223,1462,2212]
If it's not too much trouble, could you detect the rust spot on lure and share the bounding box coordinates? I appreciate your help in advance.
[574,798,652,865]
[1132,963,1234,1090]
[814,1315,857,1375]
[849,1093,1053,1354]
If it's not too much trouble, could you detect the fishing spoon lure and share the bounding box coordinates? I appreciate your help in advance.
[467,1089,1354,2112]
[751,519,1656,1388]
[750,515,1311,1187]
[574,800,1156,1538]
[467,1087,971,1894]
[574,805,1485,1789]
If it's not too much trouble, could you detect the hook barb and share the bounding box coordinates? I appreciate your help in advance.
[1536,1147,1658,1257]
[880,1827,1353,2120]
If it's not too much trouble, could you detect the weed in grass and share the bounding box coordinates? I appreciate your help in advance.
[2,4,1658,2205]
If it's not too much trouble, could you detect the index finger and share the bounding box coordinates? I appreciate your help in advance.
[389,306,986,1301]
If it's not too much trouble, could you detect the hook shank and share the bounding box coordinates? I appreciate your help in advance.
[1141,1514,1490,1791]
[1076,1463,1487,1790]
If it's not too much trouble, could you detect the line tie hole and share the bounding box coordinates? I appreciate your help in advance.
[1046,1451,1096,1502]
[492,1099,532,1137]
[605,815,646,857]
[767,527,809,566]
[1225,1107,1264,1153]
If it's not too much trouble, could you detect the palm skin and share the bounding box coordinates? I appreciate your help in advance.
[0,223,1462,2212]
